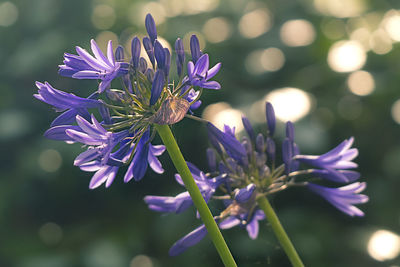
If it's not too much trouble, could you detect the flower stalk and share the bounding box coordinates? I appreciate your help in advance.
[154,124,237,267]
[256,195,304,267]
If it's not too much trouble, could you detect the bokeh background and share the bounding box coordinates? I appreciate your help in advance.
[1,0,400,266]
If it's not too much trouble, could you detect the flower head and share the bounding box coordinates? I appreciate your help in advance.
[307,182,368,217]
[145,101,368,256]
[186,54,222,90]
[36,14,222,188]
[59,40,129,93]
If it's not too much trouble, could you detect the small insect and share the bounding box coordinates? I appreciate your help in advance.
[150,96,190,125]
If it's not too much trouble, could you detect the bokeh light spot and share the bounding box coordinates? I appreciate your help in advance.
[239,9,271,39]
[350,27,371,51]
[383,10,400,41]
[264,88,312,122]
[347,70,375,96]
[367,230,400,261]
[38,149,62,173]
[369,29,393,55]
[91,5,116,30]
[183,0,220,15]
[203,102,244,131]
[141,2,167,25]
[314,0,366,18]
[130,255,153,267]
[202,17,232,43]
[261,48,285,71]
[391,99,400,124]
[327,40,366,72]
[280,19,316,47]
[245,48,285,74]
[0,2,18,27]
[95,31,119,52]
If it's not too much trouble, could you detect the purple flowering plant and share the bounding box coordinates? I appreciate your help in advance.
[35,13,368,267]
[35,14,221,188]
[145,102,368,258]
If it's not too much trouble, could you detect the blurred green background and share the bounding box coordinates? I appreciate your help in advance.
[1,0,400,266]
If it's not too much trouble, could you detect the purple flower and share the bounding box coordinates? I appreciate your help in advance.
[190,35,202,63]
[265,102,276,136]
[65,115,128,166]
[242,116,255,141]
[169,224,208,256]
[169,199,265,256]
[145,13,157,44]
[207,122,246,162]
[131,37,141,69]
[59,39,128,93]
[307,182,368,217]
[295,137,358,183]
[79,140,132,189]
[145,162,223,214]
[144,192,193,214]
[150,69,165,106]
[175,38,185,77]
[295,137,358,169]
[34,81,101,127]
[123,129,166,182]
[186,54,221,90]
[143,37,155,67]
[74,128,165,188]
[234,183,256,203]
[154,40,166,70]
[219,209,265,240]
[180,86,202,111]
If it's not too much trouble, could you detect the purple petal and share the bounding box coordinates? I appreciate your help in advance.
[91,39,112,67]
[169,224,208,256]
[74,148,100,166]
[75,46,110,70]
[187,61,195,80]
[72,70,101,79]
[44,125,80,141]
[246,219,259,240]
[147,150,164,174]
[106,40,115,66]
[206,63,221,79]
[198,81,220,90]
[193,54,209,77]
[219,216,241,229]
[234,183,256,203]
[265,102,276,136]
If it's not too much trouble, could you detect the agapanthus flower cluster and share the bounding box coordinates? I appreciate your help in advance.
[145,102,368,256]
[35,14,221,188]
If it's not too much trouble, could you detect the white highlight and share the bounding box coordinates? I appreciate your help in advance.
[391,99,400,124]
[203,17,232,43]
[280,19,316,47]
[264,88,312,122]
[239,9,272,39]
[203,102,244,132]
[327,40,366,72]
[347,70,375,96]
[0,2,18,27]
[367,230,400,261]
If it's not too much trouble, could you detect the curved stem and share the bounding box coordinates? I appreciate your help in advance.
[256,195,304,267]
[154,124,237,267]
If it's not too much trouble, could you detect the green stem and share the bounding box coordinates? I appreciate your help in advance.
[154,124,237,267]
[256,195,304,267]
